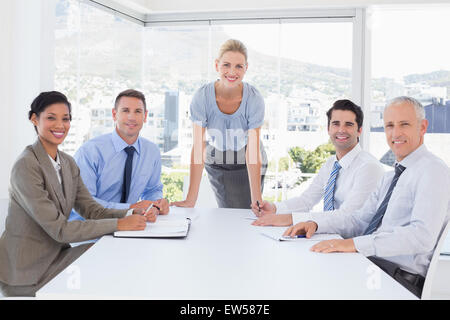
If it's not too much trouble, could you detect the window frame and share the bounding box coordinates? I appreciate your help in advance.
[87,2,371,149]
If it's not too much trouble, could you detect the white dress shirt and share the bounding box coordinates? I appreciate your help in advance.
[314,144,450,276]
[48,153,62,184]
[275,144,385,225]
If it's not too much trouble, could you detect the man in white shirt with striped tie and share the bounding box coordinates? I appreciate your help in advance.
[284,96,450,298]
[251,99,384,226]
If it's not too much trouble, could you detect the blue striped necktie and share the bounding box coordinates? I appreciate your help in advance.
[323,161,342,211]
[120,146,136,203]
[363,164,406,235]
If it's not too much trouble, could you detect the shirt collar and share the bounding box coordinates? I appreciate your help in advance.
[334,143,362,170]
[48,152,61,170]
[111,128,141,155]
[396,144,427,169]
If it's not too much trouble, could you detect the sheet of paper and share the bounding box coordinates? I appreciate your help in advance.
[243,210,258,220]
[256,226,341,241]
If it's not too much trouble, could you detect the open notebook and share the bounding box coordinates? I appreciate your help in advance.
[114,218,191,238]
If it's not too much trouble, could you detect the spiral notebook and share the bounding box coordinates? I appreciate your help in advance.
[113,218,191,238]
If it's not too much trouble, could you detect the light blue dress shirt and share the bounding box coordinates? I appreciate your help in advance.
[190,81,265,151]
[69,130,163,221]
[313,144,450,276]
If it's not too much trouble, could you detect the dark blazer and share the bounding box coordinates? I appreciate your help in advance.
[0,139,127,286]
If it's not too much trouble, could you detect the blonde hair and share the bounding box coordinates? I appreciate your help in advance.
[217,39,248,62]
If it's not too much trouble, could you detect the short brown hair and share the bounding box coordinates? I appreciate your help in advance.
[326,99,364,130]
[114,89,146,111]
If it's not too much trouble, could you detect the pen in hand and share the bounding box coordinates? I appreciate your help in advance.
[144,203,161,215]
[143,203,160,223]
[144,203,154,215]
[256,200,262,215]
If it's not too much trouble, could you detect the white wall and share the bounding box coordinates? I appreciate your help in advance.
[0,0,56,198]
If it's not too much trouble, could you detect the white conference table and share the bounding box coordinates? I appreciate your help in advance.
[36,207,416,299]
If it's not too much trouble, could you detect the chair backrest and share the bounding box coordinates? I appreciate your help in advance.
[422,220,450,299]
[0,198,9,235]
[183,175,218,208]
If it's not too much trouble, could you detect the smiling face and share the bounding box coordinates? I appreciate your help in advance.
[112,96,147,145]
[328,109,362,159]
[215,51,248,89]
[30,103,71,155]
[383,101,428,162]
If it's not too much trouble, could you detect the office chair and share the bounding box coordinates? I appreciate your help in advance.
[422,221,450,300]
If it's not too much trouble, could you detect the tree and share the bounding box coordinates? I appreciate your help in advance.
[161,172,187,202]
[288,142,336,173]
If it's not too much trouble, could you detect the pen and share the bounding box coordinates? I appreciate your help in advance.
[256,200,261,214]
[144,203,154,216]
[282,235,306,239]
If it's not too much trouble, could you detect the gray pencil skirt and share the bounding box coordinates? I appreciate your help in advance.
[204,143,268,209]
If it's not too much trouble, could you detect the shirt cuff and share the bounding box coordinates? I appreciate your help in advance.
[274,201,290,214]
[126,208,134,217]
[353,235,376,256]
[313,215,335,234]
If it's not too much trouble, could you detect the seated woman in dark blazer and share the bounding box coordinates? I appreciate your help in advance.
[0,91,156,297]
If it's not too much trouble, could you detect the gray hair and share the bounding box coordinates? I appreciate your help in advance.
[386,96,425,121]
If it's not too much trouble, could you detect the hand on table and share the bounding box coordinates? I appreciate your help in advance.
[310,239,356,253]
[251,213,292,226]
[283,221,356,253]
[170,198,195,208]
[283,221,318,238]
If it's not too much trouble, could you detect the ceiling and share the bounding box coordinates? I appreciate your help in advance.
[96,0,450,13]
[89,0,450,24]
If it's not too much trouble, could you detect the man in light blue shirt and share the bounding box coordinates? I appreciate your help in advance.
[69,89,168,221]
[284,96,450,298]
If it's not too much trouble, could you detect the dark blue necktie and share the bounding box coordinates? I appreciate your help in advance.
[120,146,135,203]
[363,164,406,235]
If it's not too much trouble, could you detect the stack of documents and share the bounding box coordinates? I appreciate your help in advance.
[114,218,191,238]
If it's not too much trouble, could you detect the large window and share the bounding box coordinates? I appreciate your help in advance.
[55,0,143,155]
[370,6,450,166]
[55,0,355,202]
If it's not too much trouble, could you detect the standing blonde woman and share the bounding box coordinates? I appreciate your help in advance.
[172,39,267,209]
